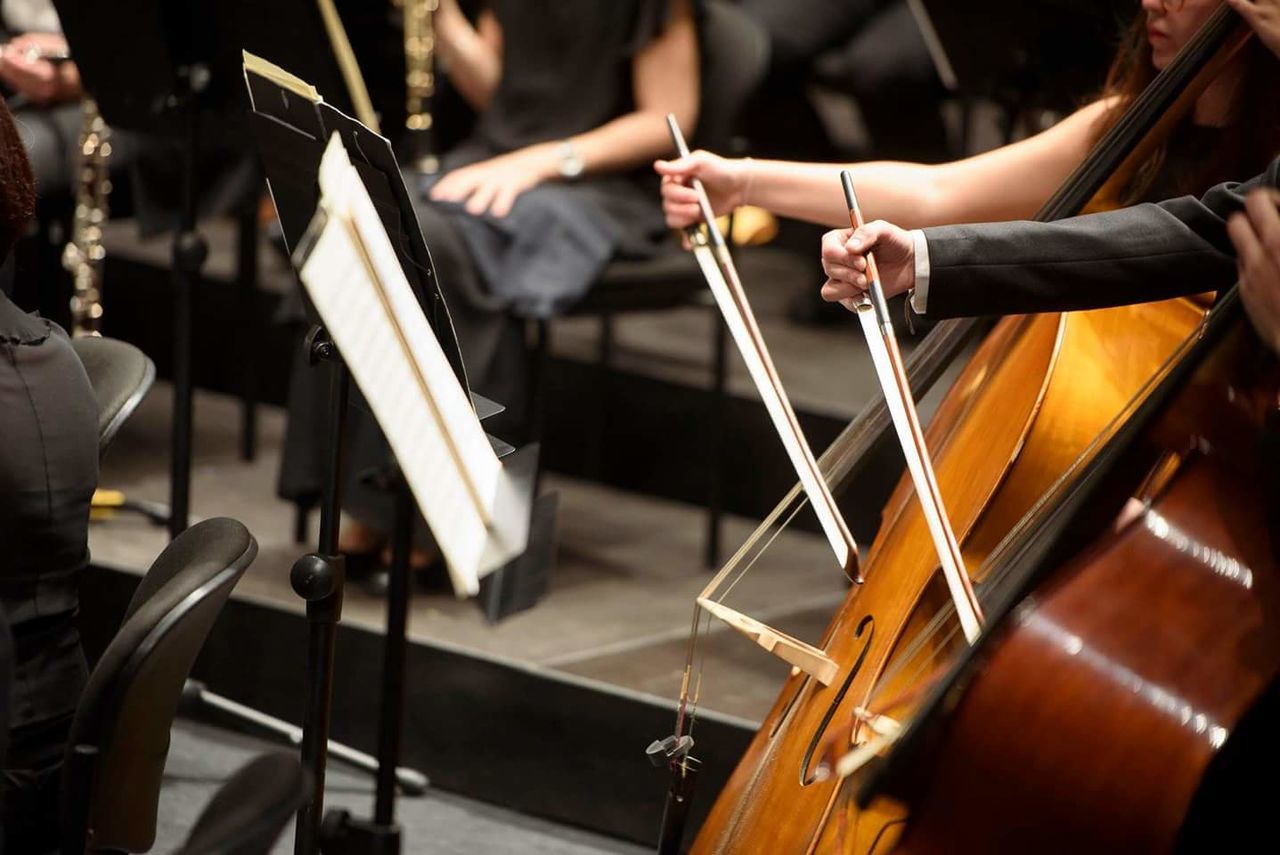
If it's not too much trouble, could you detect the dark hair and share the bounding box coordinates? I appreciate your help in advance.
[0,95,35,264]
[1094,12,1280,205]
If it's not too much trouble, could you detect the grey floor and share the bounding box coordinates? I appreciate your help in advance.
[158,719,645,854]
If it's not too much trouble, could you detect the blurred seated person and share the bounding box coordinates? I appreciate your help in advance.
[279,0,699,570]
[0,91,99,853]
[739,0,948,162]
[0,0,80,204]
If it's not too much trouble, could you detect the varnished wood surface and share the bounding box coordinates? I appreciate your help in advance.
[691,301,1201,854]
[895,322,1280,853]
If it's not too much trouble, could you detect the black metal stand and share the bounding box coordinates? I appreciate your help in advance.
[167,65,210,540]
[319,475,415,855]
[178,679,428,794]
[235,201,260,463]
[290,328,350,855]
[241,58,558,854]
[321,419,547,854]
[374,478,415,827]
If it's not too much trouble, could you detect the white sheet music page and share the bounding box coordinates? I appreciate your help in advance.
[298,135,504,596]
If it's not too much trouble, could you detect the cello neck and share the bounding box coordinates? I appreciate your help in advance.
[1039,5,1250,219]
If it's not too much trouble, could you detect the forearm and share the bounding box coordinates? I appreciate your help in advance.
[738,158,944,228]
[571,109,694,177]
[436,6,501,110]
[749,101,1107,229]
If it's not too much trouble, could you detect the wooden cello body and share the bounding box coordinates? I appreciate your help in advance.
[686,10,1250,854]
[875,297,1280,853]
[692,301,1203,854]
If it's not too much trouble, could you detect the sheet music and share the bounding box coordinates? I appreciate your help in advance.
[298,136,505,596]
[692,243,857,573]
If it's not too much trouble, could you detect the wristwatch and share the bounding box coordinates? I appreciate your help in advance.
[556,140,585,180]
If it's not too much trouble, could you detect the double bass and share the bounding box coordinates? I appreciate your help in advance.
[669,7,1254,853]
[859,289,1280,852]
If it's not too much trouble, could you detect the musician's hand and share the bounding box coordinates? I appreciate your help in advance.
[1229,188,1280,354]
[0,33,79,105]
[1227,0,1280,58]
[654,151,746,229]
[428,144,558,218]
[820,220,915,312]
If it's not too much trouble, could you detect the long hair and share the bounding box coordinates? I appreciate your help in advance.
[0,95,35,265]
[1093,12,1280,205]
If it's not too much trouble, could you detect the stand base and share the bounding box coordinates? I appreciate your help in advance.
[90,488,171,526]
[321,810,402,855]
[180,681,429,795]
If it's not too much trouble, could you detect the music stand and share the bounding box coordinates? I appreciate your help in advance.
[48,0,377,540]
[244,56,555,855]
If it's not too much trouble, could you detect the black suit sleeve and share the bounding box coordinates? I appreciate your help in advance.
[917,155,1280,319]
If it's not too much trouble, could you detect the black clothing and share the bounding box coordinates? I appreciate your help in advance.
[0,291,98,852]
[920,155,1280,319]
[280,0,684,521]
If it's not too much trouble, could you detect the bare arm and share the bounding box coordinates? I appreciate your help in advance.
[563,0,699,176]
[659,99,1114,229]
[436,0,503,111]
[430,0,699,218]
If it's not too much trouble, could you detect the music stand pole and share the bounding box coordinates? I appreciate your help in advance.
[167,64,210,539]
[322,471,416,853]
[375,476,413,827]
[290,326,350,855]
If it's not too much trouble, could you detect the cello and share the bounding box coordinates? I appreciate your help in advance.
[856,288,1280,853]
[670,7,1254,853]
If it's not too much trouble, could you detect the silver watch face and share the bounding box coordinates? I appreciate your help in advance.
[559,144,584,179]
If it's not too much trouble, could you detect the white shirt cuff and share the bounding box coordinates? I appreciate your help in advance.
[909,229,930,315]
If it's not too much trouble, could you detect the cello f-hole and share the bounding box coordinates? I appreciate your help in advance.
[800,615,875,787]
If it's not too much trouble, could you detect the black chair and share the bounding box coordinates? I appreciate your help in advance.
[60,517,257,854]
[72,335,172,525]
[176,753,310,855]
[70,336,156,457]
[528,0,772,568]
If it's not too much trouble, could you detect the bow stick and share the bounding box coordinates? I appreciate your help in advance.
[667,115,857,685]
[668,115,859,578]
[840,170,982,642]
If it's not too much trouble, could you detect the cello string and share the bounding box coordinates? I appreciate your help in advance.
[686,605,722,743]
[717,499,810,602]
[684,501,808,737]
[858,304,1209,712]
[853,322,1191,723]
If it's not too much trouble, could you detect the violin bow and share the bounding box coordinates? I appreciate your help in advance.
[667,114,856,686]
[840,171,983,643]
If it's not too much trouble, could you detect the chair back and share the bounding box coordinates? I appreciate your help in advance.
[177,753,310,855]
[71,336,156,456]
[61,518,257,853]
[693,0,772,153]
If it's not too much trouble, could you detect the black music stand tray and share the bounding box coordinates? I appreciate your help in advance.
[245,58,556,855]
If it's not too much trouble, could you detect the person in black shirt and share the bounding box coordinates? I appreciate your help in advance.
[281,0,699,572]
[0,90,97,853]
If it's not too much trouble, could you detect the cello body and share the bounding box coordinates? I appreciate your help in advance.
[692,299,1204,854]
[882,305,1280,853]
[681,10,1252,852]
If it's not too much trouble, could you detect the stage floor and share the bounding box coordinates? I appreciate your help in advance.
[91,384,848,724]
